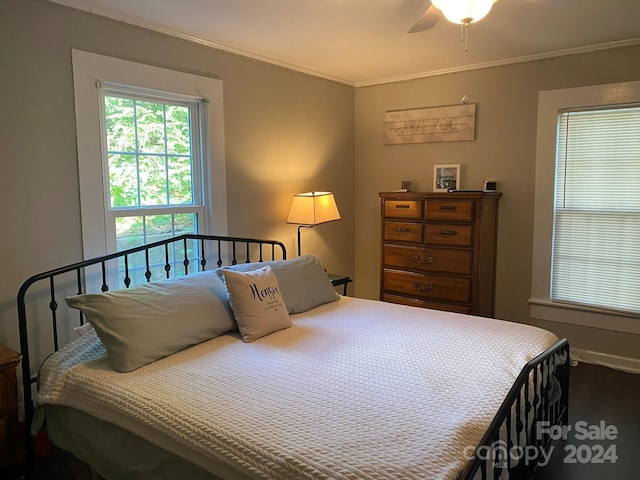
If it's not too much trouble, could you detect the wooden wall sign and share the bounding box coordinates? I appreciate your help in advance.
[384,104,476,145]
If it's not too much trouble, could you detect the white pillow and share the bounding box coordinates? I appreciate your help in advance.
[216,255,338,314]
[221,266,291,342]
[65,271,235,372]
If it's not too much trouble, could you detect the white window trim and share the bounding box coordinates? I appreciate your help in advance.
[72,49,227,260]
[530,80,640,335]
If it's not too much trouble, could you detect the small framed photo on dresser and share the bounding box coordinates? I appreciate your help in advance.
[433,164,460,192]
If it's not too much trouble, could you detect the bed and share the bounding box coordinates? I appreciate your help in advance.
[17,234,569,480]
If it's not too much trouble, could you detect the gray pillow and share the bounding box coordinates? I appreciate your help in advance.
[221,266,291,342]
[215,255,338,314]
[65,271,235,372]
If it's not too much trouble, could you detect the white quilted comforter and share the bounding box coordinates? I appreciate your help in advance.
[37,296,559,480]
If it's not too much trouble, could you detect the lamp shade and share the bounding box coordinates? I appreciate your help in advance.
[431,0,497,24]
[287,191,341,226]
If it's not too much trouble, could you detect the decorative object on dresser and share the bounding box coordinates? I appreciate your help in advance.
[433,164,461,192]
[0,344,25,471]
[287,191,341,256]
[379,191,502,316]
[483,179,497,192]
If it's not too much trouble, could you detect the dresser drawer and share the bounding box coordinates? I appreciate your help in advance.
[384,199,422,219]
[382,294,472,314]
[425,224,473,246]
[383,244,472,274]
[0,370,12,415]
[383,269,471,303]
[0,415,8,454]
[384,221,422,243]
[0,345,23,469]
[425,199,474,222]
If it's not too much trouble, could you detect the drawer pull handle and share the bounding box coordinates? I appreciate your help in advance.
[396,227,411,232]
[412,281,433,291]
[395,204,410,209]
[413,255,434,264]
[439,205,457,210]
[440,230,458,235]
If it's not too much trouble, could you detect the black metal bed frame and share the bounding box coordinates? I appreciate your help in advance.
[17,234,286,446]
[16,233,569,480]
[459,337,570,480]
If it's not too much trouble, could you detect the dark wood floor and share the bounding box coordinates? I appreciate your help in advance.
[4,362,639,480]
[533,362,640,479]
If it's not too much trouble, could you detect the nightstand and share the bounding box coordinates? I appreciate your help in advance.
[0,344,24,471]
[327,273,352,296]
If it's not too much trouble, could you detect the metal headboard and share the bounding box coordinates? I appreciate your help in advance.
[17,233,286,452]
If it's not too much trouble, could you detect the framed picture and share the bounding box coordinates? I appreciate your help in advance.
[433,164,460,192]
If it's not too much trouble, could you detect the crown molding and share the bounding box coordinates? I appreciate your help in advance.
[49,1,640,89]
[355,38,640,87]
[48,0,354,86]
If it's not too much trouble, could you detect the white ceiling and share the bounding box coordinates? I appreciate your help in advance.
[51,0,640,86]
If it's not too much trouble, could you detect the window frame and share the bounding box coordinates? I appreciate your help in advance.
[99,85,206,252]
[530,80,640,335]
[72,49,227,261]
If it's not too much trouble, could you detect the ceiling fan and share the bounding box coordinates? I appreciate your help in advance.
[408,0,582,33]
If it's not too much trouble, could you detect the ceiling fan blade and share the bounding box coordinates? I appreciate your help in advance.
[408,3,441,33]
[523,0,582,7]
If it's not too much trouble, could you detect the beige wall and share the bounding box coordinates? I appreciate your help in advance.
[0,0,354,361]
[354,46,640,359]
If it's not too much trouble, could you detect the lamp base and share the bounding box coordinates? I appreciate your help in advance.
[297,225,314,256]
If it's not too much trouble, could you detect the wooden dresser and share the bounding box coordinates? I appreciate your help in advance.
[379,191,502,317]
[0,344,24,470]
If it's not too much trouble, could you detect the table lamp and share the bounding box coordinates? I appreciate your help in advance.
[287,191,341,256]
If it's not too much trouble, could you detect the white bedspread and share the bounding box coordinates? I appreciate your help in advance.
[37,296,559,480]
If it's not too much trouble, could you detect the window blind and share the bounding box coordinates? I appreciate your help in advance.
[552,106,640,316]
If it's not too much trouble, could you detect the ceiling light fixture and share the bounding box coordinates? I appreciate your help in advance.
[431,0,498,25]
[430,0,498,104]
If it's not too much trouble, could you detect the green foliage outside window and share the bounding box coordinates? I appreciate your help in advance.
[104,96,193,209]
[104,94,199,268]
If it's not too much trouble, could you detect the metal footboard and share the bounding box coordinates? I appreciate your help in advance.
[459,338,570,480]
[17,233,286,458]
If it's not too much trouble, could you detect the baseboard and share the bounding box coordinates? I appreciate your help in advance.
[570,347,640,374]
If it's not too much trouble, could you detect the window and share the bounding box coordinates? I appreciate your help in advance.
[101,87,208,283]
[103,91,202,245]
[72,50,227,284]
[552,106,640,315]
[530,80,640,335]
